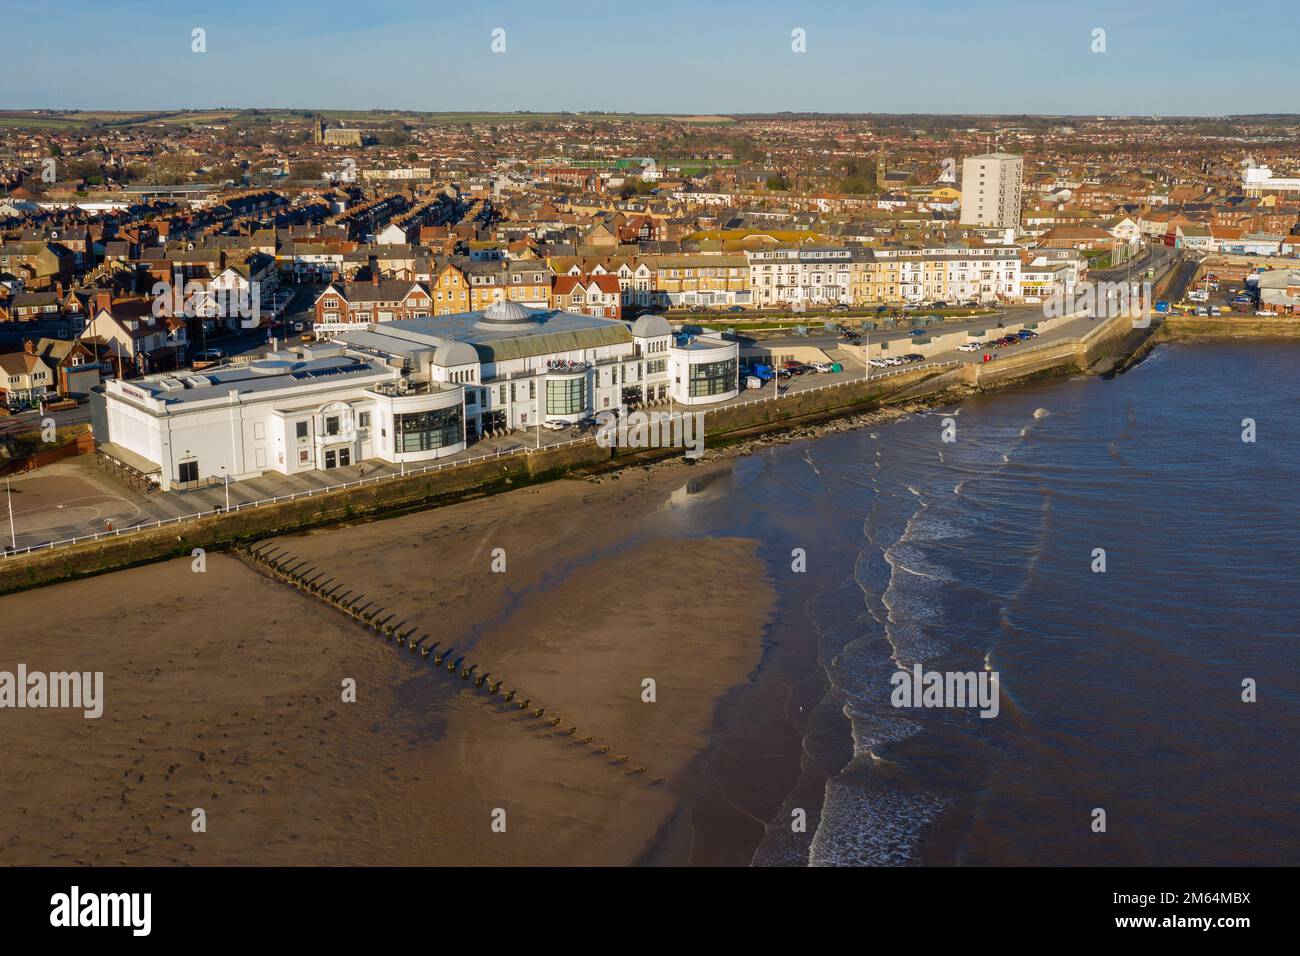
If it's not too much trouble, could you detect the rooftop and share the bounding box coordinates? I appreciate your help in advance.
[336,305,633,365]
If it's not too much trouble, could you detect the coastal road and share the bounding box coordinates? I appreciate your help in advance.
[2,302,1112,553]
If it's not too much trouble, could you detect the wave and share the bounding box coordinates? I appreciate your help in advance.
[809,781,950,867]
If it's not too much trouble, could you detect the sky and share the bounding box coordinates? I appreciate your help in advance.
[3,0,1297,116]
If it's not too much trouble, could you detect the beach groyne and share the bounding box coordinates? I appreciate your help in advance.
[237,543,664,784]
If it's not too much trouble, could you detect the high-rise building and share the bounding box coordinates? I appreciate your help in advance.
[960,152,1023,230]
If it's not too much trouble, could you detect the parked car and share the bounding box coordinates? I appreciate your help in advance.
[1016,330,1034,340]
[832,303,850,312]
[744,375,764,389]
[727,305,745,313]
[542,419,568,431]
[929,301,948,309]
[903,353,925,363]
[908,329,926,337]
[957,342,982,352]
[1021,330,1039,339]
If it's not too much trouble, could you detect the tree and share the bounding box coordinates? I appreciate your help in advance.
[766,174,789,191]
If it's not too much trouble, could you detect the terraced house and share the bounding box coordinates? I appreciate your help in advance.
[313,276,433,337]
[873,244,1022,304]
[641,253,750,310]
[745,246,864,308]
[0,345,54,409]
[430,260,471,315]
[462,259,553,311]
[551,274,622,319]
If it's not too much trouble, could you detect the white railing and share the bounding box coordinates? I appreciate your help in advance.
[1,363,955,561]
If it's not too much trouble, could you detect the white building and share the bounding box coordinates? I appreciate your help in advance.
[960,152,1024,230]
[1241,159,1300,198]
[92,302,738,490]
[746,246,860,308]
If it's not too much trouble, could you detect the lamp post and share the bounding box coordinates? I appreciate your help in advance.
[220,466,230,511]
[6,477,15,551]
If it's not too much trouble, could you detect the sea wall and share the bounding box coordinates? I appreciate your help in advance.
[0,321,1139,595]
[0,441,606,594]
[1159,316,1300,339]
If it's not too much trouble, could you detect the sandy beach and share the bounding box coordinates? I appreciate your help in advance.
[0,462,775,866]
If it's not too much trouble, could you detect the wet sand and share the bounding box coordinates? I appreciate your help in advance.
[0,464,775,866]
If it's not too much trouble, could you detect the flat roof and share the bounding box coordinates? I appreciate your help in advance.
[122,356,391,406]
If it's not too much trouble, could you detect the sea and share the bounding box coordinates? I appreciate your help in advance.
[656,339,1298,866]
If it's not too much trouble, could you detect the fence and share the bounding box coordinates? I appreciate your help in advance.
[1,361,955,560]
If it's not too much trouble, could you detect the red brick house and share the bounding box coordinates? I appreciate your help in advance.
[313,275,433,337]
[551,274,622,319]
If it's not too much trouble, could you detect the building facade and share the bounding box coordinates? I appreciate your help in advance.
[960,152,1024,230]
[93,303,739,490]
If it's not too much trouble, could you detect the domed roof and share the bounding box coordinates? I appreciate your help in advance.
[437,341,480,368]
[630,313,672,338]
[479,299,534,326]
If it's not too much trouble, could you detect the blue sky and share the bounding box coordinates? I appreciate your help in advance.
[4,0,1296,115]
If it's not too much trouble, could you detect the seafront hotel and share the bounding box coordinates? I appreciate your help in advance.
[90,301,739,490]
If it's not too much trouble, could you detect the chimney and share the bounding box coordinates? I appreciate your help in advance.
[371,269,380,287]
[95,289,113,315]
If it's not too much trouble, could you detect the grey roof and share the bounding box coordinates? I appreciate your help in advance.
[337,306,632,366]
[128,356,391,407]
[630,314,671,338]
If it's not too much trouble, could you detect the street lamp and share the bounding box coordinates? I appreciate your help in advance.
[6,476,15,552]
